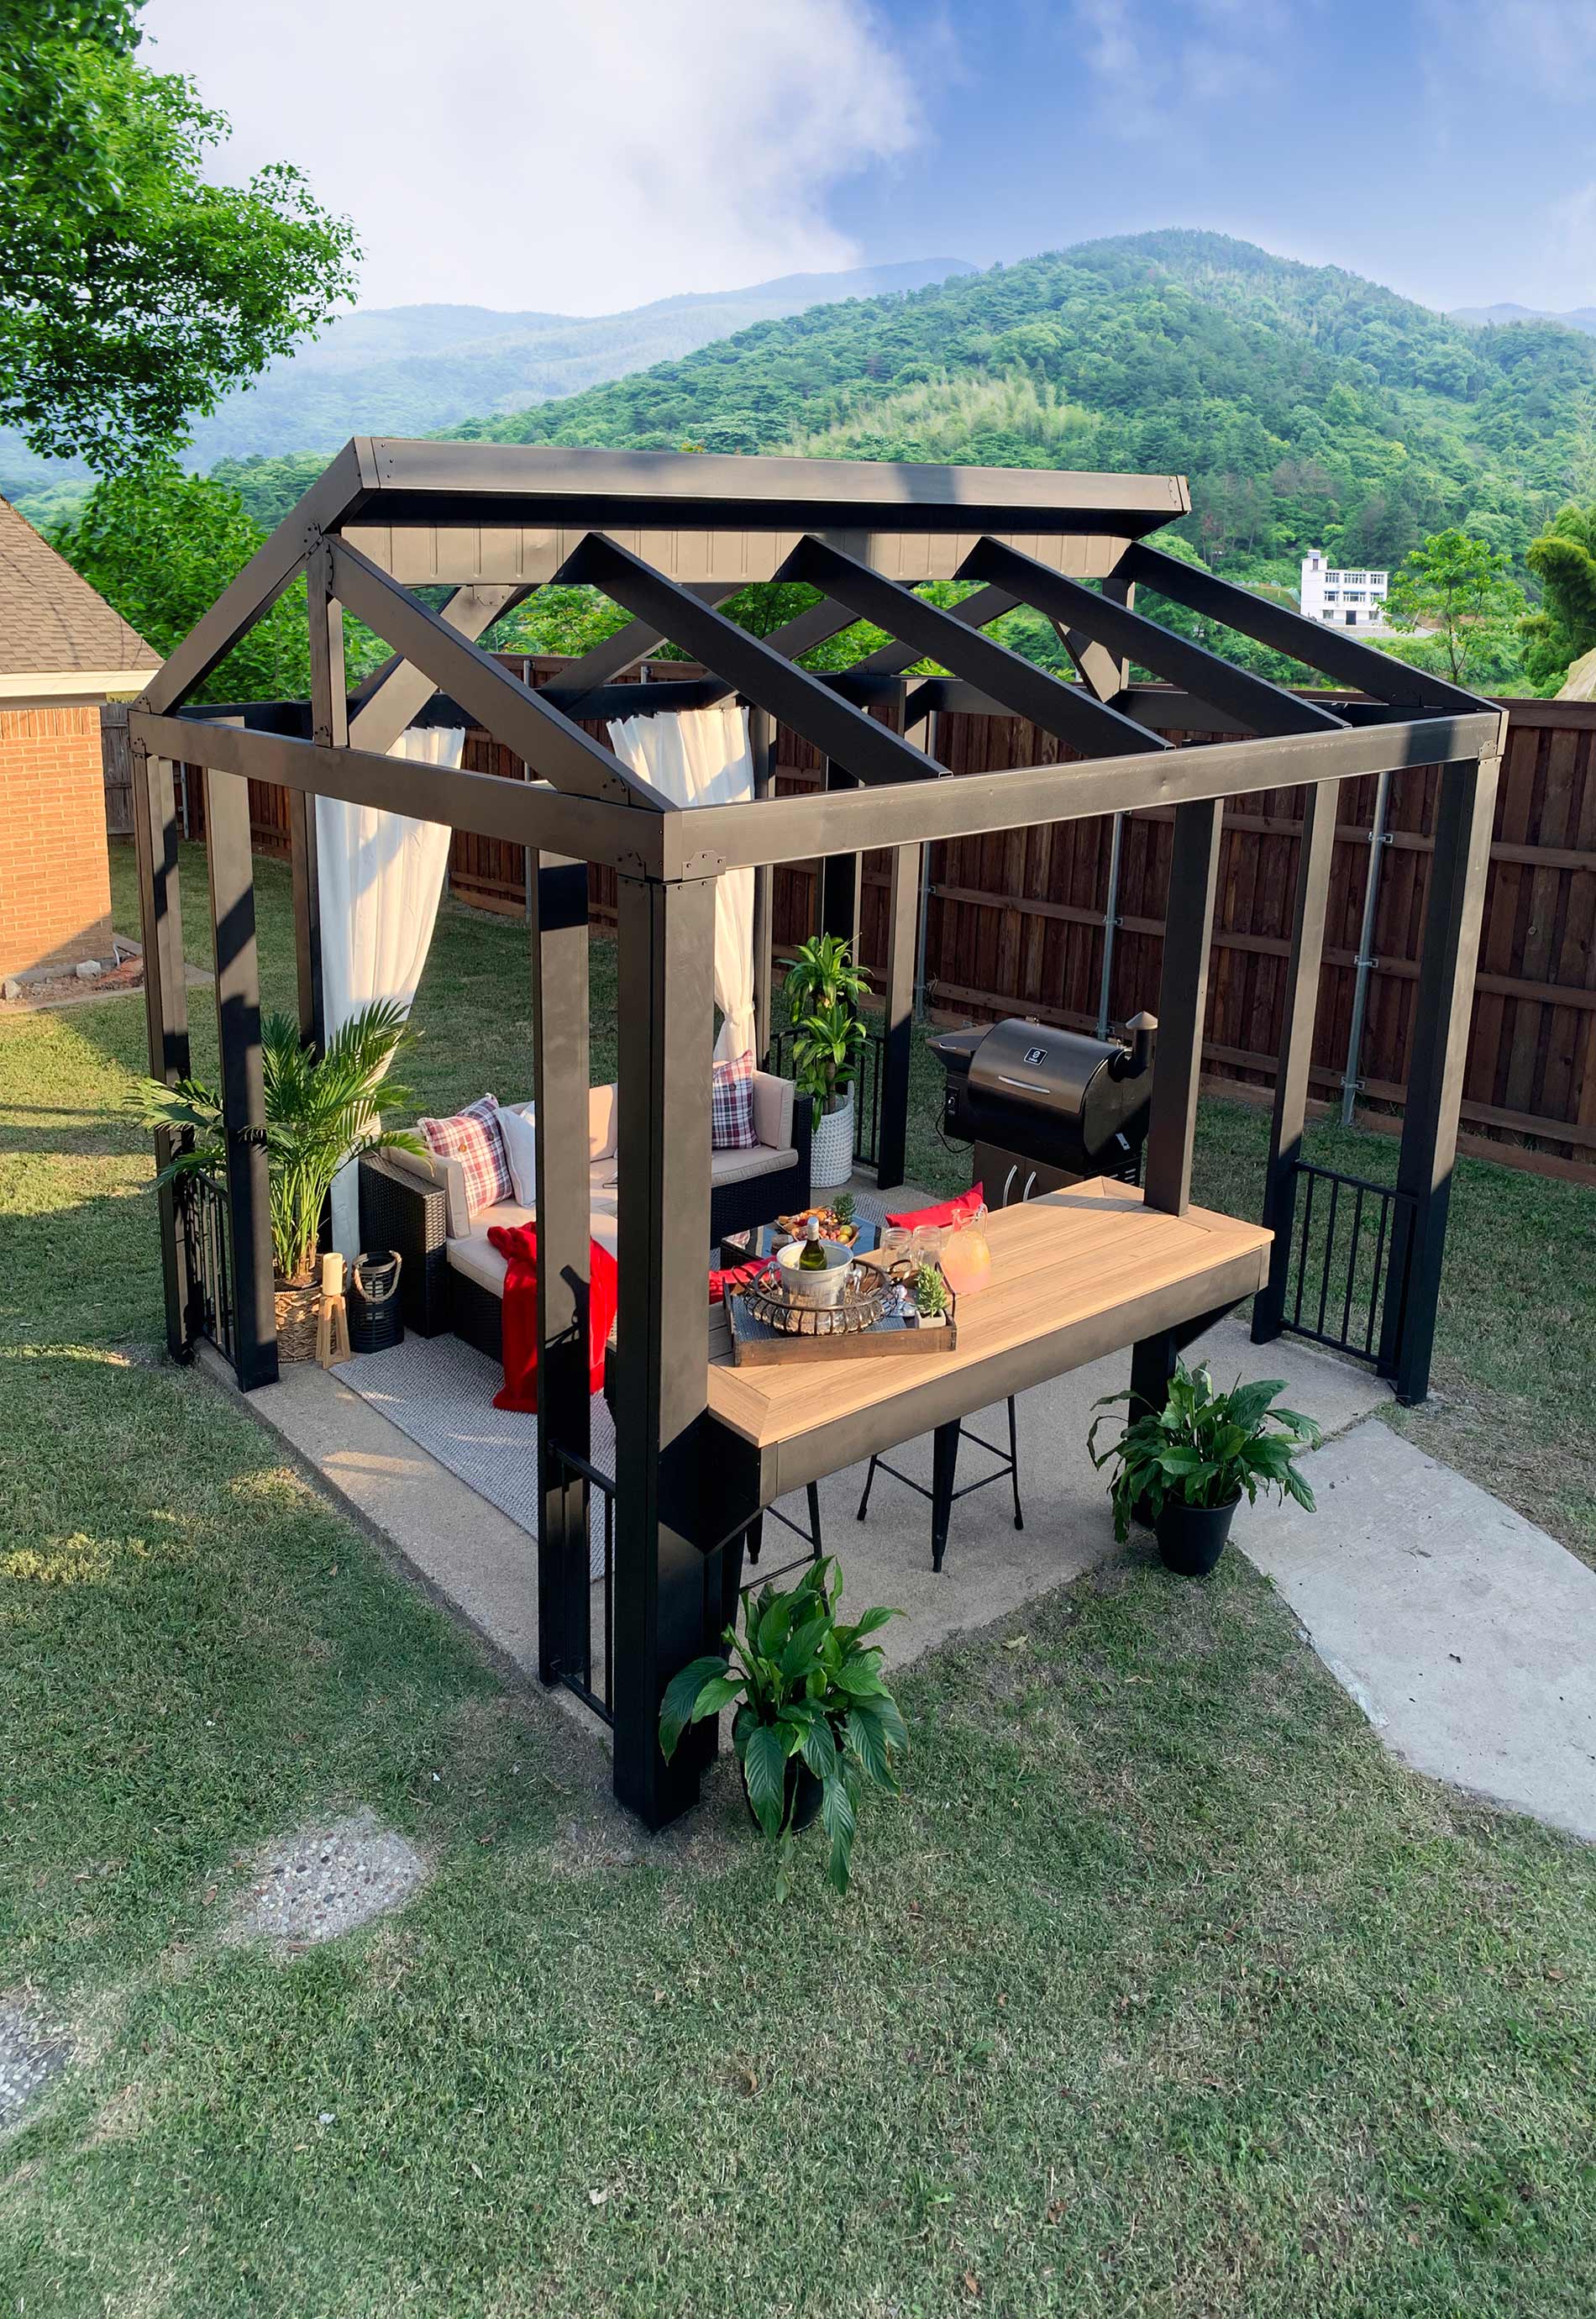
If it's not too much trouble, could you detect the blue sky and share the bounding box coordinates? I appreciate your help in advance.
[836,1,1596,315]
[142,0,1596,318]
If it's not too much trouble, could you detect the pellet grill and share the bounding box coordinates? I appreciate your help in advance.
[929,1012,1158,1207]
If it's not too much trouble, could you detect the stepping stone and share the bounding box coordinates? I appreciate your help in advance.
[227,1808,428,1945]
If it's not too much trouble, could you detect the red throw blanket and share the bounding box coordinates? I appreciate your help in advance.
[487,1223,618,1414]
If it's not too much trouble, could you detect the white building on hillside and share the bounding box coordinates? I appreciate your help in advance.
[1300,551,1391,632]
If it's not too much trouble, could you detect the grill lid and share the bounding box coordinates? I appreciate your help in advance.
[966,1020,1110,1117]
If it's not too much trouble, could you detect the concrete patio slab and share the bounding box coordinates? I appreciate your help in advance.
[1241,1419,1596,1843]
[204,1310,1387,1691]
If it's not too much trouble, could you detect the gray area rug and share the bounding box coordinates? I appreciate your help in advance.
[333,1333,612,1577]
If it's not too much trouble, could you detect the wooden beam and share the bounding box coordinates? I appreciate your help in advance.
[780,536,1166,759]
[557,533,943,787]
[349,582,527,755]
[204,769,278,1390]
[1143,798,1223,1217]
[963,539,1346,736]
[142,439,375,713]
[129,711,662,876]
[1252,778,1340,1341]
[328,537,663,810]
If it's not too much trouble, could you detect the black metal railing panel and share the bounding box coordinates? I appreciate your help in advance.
[180,1171,236,1366]
[547,1442,616,1728]
[1280,1160,1416,1371]
[765,1020,885,1170]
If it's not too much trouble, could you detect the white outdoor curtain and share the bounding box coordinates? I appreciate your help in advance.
[606,703,755,1063]
[317,724,465,1254]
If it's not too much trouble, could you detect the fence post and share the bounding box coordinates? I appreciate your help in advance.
[1383,749,1502,1404]
[1253,777,1339,1343]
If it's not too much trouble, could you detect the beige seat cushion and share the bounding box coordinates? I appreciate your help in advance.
[444,1179,621,1301]
[709,1142,800,1188]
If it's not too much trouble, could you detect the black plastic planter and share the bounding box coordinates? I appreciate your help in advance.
[742,1754,824,1834]
[1154,1494,1240,1578]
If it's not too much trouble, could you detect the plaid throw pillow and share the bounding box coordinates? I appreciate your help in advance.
[711,1050,758,1150]
[418,1095,514,1213]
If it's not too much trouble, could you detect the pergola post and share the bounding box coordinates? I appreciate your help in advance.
[1132,796,1221,1412]
[291,543,345,1051]
[749,705,775,1063]
[1252,778,1339,1343]
[817,760,862,953]
[204,769,278,1390]
[529,853,593,1687]
[123,721,192,1359]
[876,683,925,1190]
[875,839,921,1191]
[1142,797,1223,1217]
[1383,753,1501,1405]
[612,872,718,1828]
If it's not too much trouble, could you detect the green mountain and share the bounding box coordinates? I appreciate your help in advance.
[1453,302,1596,338]
[0,258,974,505]
[444,231,1596,577]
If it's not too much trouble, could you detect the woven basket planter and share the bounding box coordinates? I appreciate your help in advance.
[809,1090,856,1191]
[274,1280,321,1363]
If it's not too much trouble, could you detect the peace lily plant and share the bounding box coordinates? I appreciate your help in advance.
[659,1555,906,1896]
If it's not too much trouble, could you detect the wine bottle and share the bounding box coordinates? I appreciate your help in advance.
[798,1216,827,1270]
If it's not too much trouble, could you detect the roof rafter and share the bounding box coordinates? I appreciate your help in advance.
[556,532,942,786]
[142,439,376,715]
[1121,542,1482,713]
[327,537,664,811]
[349,581,528,755]
[778,536,1167,757]
[961,539,1346,738]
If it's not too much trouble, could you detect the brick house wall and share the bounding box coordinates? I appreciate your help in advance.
[0,704,115,981]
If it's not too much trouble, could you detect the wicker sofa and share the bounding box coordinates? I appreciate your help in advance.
[359,1074,810,1360]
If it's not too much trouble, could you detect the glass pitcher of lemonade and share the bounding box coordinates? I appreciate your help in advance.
[939,1203,993,1296]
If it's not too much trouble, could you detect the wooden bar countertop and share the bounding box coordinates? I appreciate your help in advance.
[706,1180,1272,1454]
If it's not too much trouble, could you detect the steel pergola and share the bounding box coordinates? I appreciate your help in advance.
[116,439,1504,1828]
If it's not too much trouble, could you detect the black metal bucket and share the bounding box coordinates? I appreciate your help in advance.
[349,1250,404,1354]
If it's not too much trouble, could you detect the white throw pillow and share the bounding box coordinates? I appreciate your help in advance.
[494,1099,538,1207]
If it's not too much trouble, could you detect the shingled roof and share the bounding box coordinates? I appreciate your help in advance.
[0,495,158,681]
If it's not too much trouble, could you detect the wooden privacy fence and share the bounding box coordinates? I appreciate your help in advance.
[150,670,1596,1182]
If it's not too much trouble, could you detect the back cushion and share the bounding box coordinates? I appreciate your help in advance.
[711,1049,758,1150]
[417,1096,514,1215]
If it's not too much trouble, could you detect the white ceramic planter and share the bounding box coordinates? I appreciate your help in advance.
[809,1089,856,1191]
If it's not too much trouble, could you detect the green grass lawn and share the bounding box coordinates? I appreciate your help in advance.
[1,842,1593,2316]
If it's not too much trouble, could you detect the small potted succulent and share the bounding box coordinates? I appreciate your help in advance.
[659,1555,906,1896]
[1088,1360,1320,1577]
[785,933,870,1191]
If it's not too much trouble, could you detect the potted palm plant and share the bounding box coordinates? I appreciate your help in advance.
[659,1555,906,1897]
[1088,1359,1321,1576]
[133,1000,422,1360]
[785,933,870,1191]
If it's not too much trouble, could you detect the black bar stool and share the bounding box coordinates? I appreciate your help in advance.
[856,1401,1024,1572]
[743,1481,824,1584]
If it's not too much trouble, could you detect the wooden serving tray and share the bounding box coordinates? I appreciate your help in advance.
[726,1274,958,1365]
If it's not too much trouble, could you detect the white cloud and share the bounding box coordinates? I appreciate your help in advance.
[1067,0,1303,139]
[138,0,924,313]
[1423,1,1596,99]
